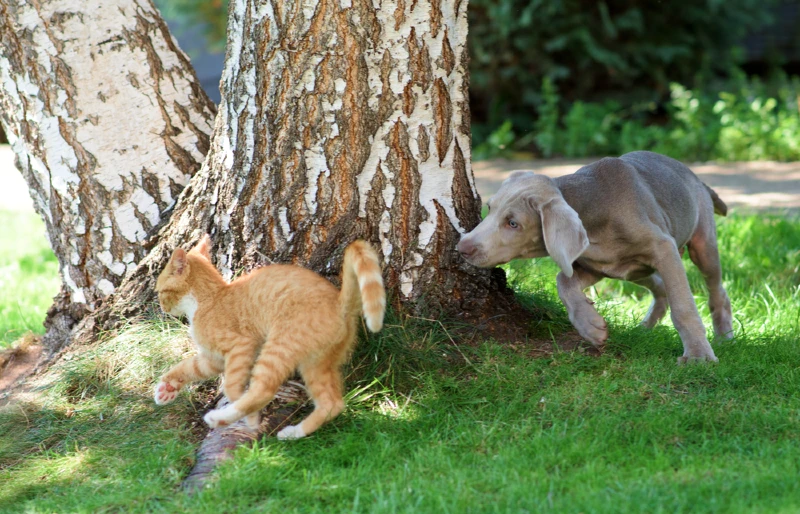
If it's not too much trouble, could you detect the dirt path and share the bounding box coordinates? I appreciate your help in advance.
[473,157,800,212]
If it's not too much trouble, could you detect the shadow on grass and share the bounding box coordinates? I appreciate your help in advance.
[0,393,200,511]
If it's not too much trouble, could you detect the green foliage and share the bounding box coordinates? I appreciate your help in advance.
[480,74,800,162]
[472,120,516,160]
[562,100,624,157]
[2,214,800,512]
[533,77,560,158]
[713,77,800,161]
[154,0,228,52]
[469,0,776,134]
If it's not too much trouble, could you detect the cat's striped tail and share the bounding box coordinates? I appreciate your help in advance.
[340,240,385,332]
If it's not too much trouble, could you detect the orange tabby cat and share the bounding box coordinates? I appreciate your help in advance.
[153,235,385,440]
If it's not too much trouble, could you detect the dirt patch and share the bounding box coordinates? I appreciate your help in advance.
[0,338,44,402]
[459,299,543,344]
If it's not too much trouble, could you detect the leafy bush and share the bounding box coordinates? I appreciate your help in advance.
[533,77,560,158]
[469,0,776,139]
[713,78,800,160]
[479,73,800,162]
[155,0,228,52]
[472,120,516,160]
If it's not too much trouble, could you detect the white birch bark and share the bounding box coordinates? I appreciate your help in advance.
[0,0,216,323]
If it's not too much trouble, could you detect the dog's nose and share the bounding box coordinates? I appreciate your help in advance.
[457,238,477,258]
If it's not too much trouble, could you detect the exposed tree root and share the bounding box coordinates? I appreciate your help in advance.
[182,381,309,493]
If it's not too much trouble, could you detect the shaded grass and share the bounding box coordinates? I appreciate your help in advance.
[0,319,203,512]
[1,212,799,512]
[0,210,59,347]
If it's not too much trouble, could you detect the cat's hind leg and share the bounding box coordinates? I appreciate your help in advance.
[204,343,294,429]
[219,341,260,428]
[277,360,345,441]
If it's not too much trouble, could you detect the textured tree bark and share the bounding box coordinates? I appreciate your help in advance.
[0,0,216,352]
[102,0,498,315]
[207,0,498,309]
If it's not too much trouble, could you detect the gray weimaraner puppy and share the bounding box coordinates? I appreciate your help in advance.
[457,151,733,363]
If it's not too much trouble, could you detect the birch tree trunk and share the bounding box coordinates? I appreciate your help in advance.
[225,0,496,307]
[67,0,508,483]
[0,0,216,351]
[4,0,508,351]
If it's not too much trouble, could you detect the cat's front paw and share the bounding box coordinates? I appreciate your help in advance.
[203,404,244,429]
[154,379,181,405]
[277,424,307,440]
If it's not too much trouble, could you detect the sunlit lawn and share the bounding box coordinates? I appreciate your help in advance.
[0,210,59,348]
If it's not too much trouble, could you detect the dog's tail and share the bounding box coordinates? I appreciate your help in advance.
[703,183,728,216]
[339,240,386,332]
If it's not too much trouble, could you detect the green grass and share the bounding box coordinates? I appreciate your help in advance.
[0,210,59,347]
[1,212,799,512]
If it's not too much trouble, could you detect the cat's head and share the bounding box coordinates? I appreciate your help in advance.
[155,235,213,316]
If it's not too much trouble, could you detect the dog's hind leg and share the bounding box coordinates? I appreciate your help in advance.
[687,213,733,340]
[652,238,718,363]
[557,267,607,347]
[634,273,669,329]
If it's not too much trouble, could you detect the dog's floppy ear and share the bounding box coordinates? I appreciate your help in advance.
[539,196,589,277]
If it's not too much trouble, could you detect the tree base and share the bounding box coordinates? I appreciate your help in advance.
[446,268,539,344]
[41,287,90,359]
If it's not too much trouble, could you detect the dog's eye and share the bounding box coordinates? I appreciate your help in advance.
[508,219,519,229]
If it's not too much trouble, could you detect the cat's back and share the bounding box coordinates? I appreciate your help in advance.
[233,263,339,312]
[249,263,337,291]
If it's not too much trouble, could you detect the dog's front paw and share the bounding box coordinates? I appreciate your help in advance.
[677,355,718,365]
[277,424,306,440]
[677,347,718,365]
[203,404,244,428]
[574,313,608,347]
[154,379,182,405]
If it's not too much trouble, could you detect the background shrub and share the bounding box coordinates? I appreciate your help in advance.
[500,72,800,162]
[468,0,776,141]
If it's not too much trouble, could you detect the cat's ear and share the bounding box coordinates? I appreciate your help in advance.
[191,234,212,261]
[170,248,188,276]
